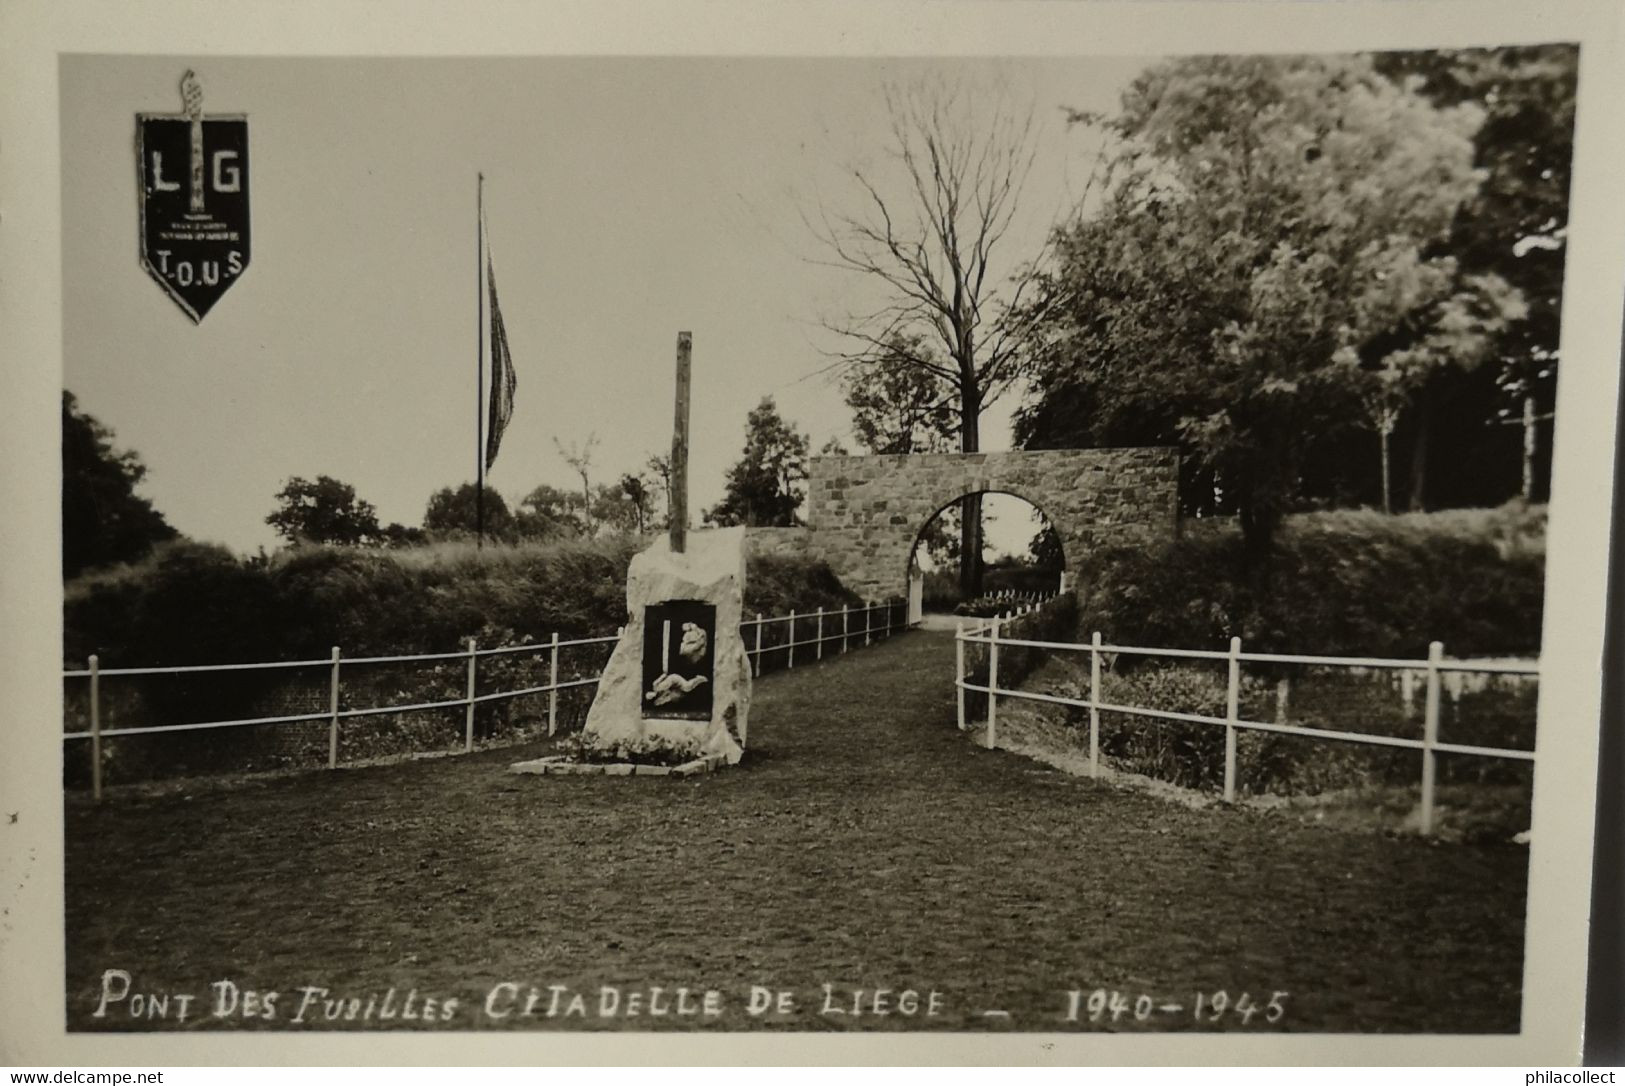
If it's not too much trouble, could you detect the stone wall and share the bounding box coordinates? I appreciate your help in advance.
[802,448,1180,600]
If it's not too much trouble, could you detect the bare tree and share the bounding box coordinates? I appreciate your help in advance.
[808,78,1048,596]
[554,433,599,530]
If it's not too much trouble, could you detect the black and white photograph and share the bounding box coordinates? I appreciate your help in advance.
[3,0,1623,1068]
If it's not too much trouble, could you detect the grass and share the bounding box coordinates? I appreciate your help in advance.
[65,629,1528,1033]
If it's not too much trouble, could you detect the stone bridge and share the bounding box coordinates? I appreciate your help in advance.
[746,448,1181,602]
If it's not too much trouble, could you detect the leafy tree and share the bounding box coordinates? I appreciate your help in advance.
[1017,54,1519,553]
[818,436,851,457]
[841,333,959,454]
[704,397,810,527]
[589,482,643,536]
[514,483,585,541]
[267,475,382,546]
[423,483,515,541]
[380,522,427,547]
[809,79,1047,595]
[1373,46,1576,503]
[618,473,654,535]
[62,391,178,578]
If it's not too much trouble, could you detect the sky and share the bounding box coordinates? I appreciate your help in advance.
[61,54,1152,556]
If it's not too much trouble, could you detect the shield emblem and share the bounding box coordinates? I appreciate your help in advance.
[136,77,249,322]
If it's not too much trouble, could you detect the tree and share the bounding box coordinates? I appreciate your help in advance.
[423,483,515,541]
[514,483,585,541]
[841,333,960,454]
[61,391,179,578]
[1016,54,1519,553]
[1373,46,1576,504]
[554,434,599,528]
[380,522,427,547]
[588,482,642,536]
[645,454,673,531]
[809,79,1047,595]
[704,397,810,527]
[618,473,654,535]
[267,475,382,546]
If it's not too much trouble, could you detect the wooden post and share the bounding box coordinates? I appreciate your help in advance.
[669,332,691,554]
[327,646,341,769]
[1275,674,1291,724]
[816,607,824,662]
[1224,636,1241,804]
[89,655,102,802]
[955,629,967,731]
[1088,632,1101,779]
[1421,640,1443,836]
[864,604,872,647]
[547,631,560,737]
[464,637,478,753]
[986,617,1001,749]
[753,614,763,677]
[1401,667,1415,718]
[788,611,797,669]
[1522,393,1536,502]
[842,605,849,652]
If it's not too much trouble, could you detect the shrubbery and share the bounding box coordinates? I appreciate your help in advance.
[1076,503,1546,658]
[1025,505,1545,806]
[63,536,865,785]
[65,536,864,667]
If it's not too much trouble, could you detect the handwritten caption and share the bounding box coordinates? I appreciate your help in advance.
[89,970,1288,1028]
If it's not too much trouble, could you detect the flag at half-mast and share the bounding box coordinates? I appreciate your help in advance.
[482,209,518,472]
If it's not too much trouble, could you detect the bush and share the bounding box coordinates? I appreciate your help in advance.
[1076,503,1545,658]
[743,554,862,617]
[63,536,864,784]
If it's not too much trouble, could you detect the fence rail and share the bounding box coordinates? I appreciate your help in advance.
[65,599,910,800]
[954,607,1538,836]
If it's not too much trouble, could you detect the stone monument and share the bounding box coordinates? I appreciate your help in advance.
[578,526,752,764]
[526,330,752,772]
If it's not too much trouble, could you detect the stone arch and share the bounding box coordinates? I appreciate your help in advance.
[801,448,1180,601]
[903,487,1071,590]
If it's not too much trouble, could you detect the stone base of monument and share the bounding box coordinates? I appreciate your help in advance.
[508,752,729,778]
[508,526,752,780]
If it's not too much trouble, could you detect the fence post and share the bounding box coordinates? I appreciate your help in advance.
[865,603,872,647]
[1089,633,1100,779]
[1224,636,1241,804]
[955,627,967,731]
[89,655,102,802]
[788,610,797,669]
[547,631,560,737]
[842,605,849,653]
[464,637,478,753]
[1421,640,1443,836]
[985,617,1001,749]
[754,614,763,677]
[327,646,341,769]
[816,607,824,662]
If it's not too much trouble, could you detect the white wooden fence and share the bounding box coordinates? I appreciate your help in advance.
[954,604,1538,836]
[64,599,910,800]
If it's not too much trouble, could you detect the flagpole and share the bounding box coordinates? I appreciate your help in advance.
[476,172,486,549]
